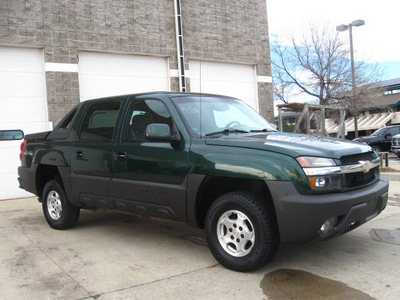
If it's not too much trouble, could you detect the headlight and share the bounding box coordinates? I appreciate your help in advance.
[296,156,342,192]
[296,156,336,168]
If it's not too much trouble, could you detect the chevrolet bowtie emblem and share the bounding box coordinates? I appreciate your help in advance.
[360,161,373,173]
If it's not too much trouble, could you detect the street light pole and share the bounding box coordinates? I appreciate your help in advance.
[336,19,365,138]
[349,24,356,97]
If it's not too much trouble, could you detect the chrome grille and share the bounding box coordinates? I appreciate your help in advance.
[340,152,375,166]
[344,168,376,188]
[340,152,379,189]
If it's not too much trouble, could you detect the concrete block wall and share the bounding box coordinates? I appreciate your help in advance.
[0,0,273,124]
[46,72,80,123]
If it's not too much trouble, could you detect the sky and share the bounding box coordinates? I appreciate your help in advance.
[267,0,400,81]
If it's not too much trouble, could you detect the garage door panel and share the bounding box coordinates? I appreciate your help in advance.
[198,81,256,103]
[79,74,169,101]
[0,47,47,200]
[78,52,169,101]
[0,173,32,199]
[0,97,47,122]
[191,61,255,82]
[189,60,258,110]
[0,48,43,72]
[0,73,45,97]
[0,122,51,135]
[0,147,21,174]
[79,52,167,77]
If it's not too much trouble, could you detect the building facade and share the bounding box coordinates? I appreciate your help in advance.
[0,0,273,199]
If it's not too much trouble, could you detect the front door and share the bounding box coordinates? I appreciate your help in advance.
[112,97,190,221]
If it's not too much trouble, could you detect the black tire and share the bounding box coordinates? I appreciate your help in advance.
[42,180,80,230]
[205,191,279,272]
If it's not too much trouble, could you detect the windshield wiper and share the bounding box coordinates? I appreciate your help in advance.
[205,129,249,137]
[250,128,276,133]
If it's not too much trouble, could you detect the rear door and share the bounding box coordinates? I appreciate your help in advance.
[111,96,190,221]
[70,98,124,208]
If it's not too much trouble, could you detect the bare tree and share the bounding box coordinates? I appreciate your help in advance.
[272,24,381,107]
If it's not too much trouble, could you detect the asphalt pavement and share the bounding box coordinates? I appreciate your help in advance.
[1,157,399,300]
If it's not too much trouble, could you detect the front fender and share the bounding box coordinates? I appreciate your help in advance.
[189,144,310,194]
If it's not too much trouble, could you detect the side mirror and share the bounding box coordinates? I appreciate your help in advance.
[0,130,24,141]
[385,133,392,139]
[146,124,180,142]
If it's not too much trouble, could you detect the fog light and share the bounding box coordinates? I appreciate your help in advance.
[319,217,338,235]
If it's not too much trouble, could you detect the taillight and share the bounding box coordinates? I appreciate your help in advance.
[20,140,27,161]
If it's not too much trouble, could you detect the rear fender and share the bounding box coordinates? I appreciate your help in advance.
[33,147,69,167]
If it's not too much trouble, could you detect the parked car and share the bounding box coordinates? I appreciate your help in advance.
[392,134,400,158]
[353,125,400,153]
[18,93,389,272]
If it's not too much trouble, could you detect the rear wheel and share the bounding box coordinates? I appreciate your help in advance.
[42,180,80,229]
[205,191,279,272]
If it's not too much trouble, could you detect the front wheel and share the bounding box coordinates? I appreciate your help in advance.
[205,191,279,272]
[372,146,382,155]
[42,180,80,230]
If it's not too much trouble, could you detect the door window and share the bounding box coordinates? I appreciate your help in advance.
[80,102,121,141]
[123,99,172,142]
[386,127,400,137]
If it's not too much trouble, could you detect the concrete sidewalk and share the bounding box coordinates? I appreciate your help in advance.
[381,154,400,182]
[1,184,400,299]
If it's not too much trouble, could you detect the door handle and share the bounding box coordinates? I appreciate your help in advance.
[114,152,127,161]
[76,151,84,159]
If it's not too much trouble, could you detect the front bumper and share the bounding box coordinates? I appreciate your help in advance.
[267,177,389,244]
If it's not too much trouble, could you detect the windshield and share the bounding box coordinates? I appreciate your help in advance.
[172,95,276,137]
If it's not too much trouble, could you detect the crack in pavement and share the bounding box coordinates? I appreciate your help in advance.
[76,263,220,300]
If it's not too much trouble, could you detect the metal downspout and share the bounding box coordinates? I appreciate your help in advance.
[174,0,186,92]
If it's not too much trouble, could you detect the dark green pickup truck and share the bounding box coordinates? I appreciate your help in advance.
[18,93,389,271]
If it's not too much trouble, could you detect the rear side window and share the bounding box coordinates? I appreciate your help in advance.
[80,102,121,141]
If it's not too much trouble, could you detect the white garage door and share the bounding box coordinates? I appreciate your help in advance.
[189,60,259,110]
[78,52,170,101]
[0,47,50,199]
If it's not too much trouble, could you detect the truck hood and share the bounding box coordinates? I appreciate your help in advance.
[205,132,372,159]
